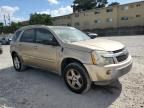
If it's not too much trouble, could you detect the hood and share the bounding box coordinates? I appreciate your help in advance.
[71,38,124,51]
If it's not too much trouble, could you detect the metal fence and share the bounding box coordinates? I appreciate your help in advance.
[84,26,144,36]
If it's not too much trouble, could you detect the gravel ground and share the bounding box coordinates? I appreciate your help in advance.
[0,35,144,108]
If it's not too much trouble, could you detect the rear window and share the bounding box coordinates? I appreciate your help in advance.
[12,30,21,42]
[20,29,35,43]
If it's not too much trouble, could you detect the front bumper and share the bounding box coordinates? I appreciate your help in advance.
[84,55,132,84]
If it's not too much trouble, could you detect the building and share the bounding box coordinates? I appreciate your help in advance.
[53,1,144,35]
[20,21,29,26]
[53,14,72,26]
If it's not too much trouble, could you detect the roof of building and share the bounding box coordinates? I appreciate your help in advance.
[53,1,144,18]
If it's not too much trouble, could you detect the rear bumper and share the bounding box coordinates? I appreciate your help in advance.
[84,55,132,85]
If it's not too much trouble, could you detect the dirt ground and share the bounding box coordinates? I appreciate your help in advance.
[0,35,144,108]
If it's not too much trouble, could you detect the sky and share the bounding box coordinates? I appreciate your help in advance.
[0,0,143,23]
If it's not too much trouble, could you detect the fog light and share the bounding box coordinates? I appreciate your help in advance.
[106,70,111,75]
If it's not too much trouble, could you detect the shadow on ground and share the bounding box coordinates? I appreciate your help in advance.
[0,66,122,108]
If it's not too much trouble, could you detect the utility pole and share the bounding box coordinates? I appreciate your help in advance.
[8,14,11,26]
[3,14,6,26]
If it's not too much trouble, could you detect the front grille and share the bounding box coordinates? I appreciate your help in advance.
[116,52,129,62]
[113,48,125,53]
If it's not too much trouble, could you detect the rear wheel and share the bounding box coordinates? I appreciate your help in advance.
[63,62,91,94]
[12,54,26,72]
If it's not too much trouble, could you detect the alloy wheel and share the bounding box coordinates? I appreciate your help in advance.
[13,56,20,69]
[66,69,83,90]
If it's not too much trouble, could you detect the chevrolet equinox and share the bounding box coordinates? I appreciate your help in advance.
[10,25,132,94]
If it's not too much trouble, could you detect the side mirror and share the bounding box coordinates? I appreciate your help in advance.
[42,40,59,46]
[90,35,97,39]
[50,41,59,46]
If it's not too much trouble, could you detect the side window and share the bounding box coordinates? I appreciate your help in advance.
[36,28,56,44]
[20,29,35,43]
[13,30,21,42]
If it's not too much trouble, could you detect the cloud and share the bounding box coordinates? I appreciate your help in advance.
[0,6,24,23]
[119,0,144,4]
[37,6,73,17]
[11,17,25,22]
[47,0,59,4]
[0,6,19,15]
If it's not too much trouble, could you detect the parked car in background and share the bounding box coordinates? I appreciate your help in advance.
[0,37,7,45]
[10,25,132,94]
[0,43,2,54]
[7,34,14,44]
[0,34,14,45]
[86,32,98,39]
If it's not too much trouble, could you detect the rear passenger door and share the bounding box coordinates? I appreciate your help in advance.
[18,29,36,65]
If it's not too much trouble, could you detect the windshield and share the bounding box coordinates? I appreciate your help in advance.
[52,27,91,43]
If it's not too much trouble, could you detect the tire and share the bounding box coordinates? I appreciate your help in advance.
[12,54,26,72]
[63,62,91,94]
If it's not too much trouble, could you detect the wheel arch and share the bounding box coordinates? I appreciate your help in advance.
[11,51,23,62]
[11,51,18,58]
[61,58,88,75]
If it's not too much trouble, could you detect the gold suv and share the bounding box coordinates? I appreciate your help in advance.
[10,25,132,94]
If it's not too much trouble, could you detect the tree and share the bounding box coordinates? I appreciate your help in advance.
[97,0,108,8]
[1,22,22,34]
[0,22,4,34]
[0,22,3,27]
[108,2,120,6]
[72,0,108,12]
[29,13,53,25]
[10,22,22,32]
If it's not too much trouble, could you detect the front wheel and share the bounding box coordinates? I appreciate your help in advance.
[63,62,91,94]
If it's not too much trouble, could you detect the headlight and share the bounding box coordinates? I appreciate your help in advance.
[91,50,114,65]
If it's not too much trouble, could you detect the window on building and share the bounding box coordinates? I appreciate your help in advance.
[94,20,101,23]
[75,13,79,17]
[136,14,141,17]
[84,22,89,25]
[136,4,141,7]
[106,8,113,12]
[67,16,71,19]
[122,6,129,10]
[106,18,112,22]
[67,23,71,26]
[61,24,67,26]
[75,22,80,26]
[94,11,100,14]
[130,5,134,8]
[84,13,89,16]
[121,17,129,20]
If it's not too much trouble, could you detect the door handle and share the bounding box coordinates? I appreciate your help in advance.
[19,44,22,46]
[34,46,38,49]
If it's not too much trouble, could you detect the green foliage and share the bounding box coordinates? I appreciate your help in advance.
[72,0,108,12]
[0,13,53,34]
[29,13,53,25]
[108,2,120,6]
[0,23,3,27]
[0,22,22,34]
[0,22,4,34]
[10,22,23,32]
